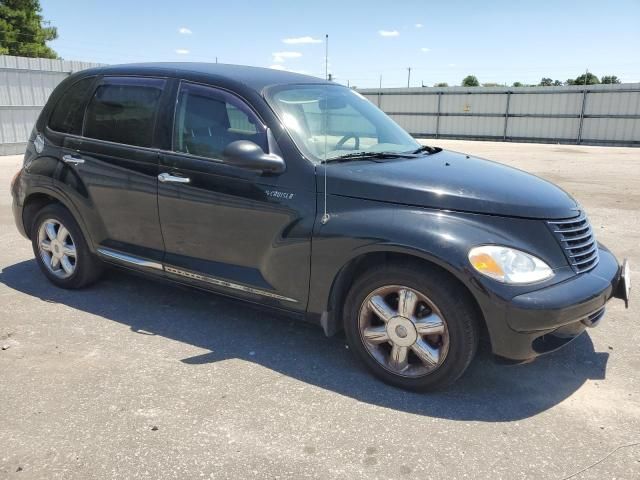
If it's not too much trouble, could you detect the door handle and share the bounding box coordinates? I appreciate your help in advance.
[62,154,85,165]
[158,172,190,184]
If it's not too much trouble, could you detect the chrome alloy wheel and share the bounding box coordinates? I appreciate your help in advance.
[37,219,77,279]
[358,285,449,377]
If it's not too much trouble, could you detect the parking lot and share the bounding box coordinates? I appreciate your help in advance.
[0,140,638,479]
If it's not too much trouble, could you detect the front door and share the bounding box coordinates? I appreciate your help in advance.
[157,81,315,310]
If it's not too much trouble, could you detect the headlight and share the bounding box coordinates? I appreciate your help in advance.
[468,245,554,284]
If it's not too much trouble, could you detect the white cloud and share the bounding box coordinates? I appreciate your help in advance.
[175,48,190,55]
[421,47,430,53]
[272,51,302,63]
[379,30,400,37]
[282,36,322,44]
[447,63,456,67]
[269,64,287,70]
[415,23,423,28]
[178,27,192,35]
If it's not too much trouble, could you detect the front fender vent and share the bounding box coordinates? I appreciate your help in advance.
[547,212,599,274]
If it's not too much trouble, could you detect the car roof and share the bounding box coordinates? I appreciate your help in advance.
[79,62,332,93]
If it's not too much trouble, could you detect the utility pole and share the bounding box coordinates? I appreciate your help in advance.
[584,68,588,85]
[379,74,382,89]
[407,67,411,88]
[325,34,329,80]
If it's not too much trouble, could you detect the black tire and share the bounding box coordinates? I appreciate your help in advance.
[344,262,480,392]
[30,203,103,289]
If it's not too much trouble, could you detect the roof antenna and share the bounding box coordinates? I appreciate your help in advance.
[321,33,330,225]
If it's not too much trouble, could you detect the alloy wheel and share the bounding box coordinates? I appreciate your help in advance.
[37,219,77,279]
[358,285,449,377]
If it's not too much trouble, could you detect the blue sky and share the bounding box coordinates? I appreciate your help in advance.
[41,0,640,87]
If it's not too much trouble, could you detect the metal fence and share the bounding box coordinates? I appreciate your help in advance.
[0,55,102,155]
[2,54,640,154]
[359,83,640,147]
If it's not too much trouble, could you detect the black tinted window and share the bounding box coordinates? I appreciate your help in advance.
[48,77,95,134]
[173,82,266,160]
[84,77,165,147]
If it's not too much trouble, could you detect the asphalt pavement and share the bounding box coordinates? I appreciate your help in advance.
[0,140,638,479]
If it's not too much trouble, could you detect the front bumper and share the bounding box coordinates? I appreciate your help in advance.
[488,246,628,361]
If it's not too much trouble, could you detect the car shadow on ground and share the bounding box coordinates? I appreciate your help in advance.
[1,260,609,422]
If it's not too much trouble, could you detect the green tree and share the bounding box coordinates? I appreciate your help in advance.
[0,0,58,58]
[434,82,449,87]
[539,77,553,86]
[565,79,576,85]
[512,81,524,87]
[601,75,621,84]
[482,82,500,87]
[462,75,479,87]
[573,72,600,85]
[553,80,563,86]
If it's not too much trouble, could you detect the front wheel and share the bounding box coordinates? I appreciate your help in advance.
[344,264,480,391]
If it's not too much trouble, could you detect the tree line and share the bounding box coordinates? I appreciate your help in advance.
[442,73,622,88]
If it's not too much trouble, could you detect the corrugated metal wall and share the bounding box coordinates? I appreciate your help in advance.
[2,55,639,153]
[0,55,102,155]
[359,84,640,146]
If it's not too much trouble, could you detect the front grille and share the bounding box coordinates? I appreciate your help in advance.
[547,212,599,274]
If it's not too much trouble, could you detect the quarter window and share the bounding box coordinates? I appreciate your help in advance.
[83,77,165,147]
[48,77,95,134]
[173,82,266,160]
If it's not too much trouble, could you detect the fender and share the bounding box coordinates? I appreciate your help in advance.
[307,195,574,335]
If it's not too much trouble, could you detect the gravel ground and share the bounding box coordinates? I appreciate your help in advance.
[0,140,638,479]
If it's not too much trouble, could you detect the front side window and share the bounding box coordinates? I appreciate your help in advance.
[83,77,165,147]
[48,77,95,134]
[173,82,266,160]
[266,84,419,163]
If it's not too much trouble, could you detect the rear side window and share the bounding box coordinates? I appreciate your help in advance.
[84,77,165,148]
[173,82,266,160]
[48,77,95,134]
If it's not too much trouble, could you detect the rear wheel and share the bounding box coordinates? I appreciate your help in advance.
[31,204,103,289]
[344,263,479,391]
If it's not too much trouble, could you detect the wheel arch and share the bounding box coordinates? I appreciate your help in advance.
[21,188,95,250]
[324,248,487,340]
[22,192,59,240]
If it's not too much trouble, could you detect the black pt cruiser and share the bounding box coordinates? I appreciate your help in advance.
[11,63,631,391]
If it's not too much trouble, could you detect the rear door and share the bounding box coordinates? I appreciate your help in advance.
[157,81,315,310]
[58,76,167,264]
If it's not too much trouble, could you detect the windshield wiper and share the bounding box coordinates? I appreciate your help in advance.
[321,151,415,164]
[410,145,443,155]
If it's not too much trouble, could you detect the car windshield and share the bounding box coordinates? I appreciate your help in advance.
[266,84,420,163]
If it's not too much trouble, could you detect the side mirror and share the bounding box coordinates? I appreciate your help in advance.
[222,140,285,174]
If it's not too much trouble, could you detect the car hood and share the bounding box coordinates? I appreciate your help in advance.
[321,150,579,219]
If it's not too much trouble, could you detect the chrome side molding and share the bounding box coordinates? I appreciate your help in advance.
[96,247,296,303]
[164,266,297,302]
[96,248,163,270]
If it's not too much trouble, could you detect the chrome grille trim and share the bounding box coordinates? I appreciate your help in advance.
[547,212,599,274]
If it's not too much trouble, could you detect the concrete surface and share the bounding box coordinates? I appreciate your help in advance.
[0,141,638,479]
